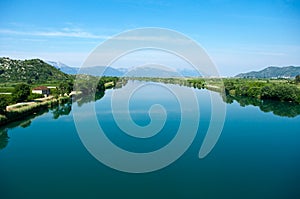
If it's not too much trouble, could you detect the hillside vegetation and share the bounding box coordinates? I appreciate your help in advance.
[0,57,71,84]
[235,66,300,78]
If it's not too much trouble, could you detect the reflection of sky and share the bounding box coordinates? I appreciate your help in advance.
[73,81,213,125]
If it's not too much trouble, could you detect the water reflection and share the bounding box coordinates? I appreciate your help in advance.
[0,99,73,150]
[74,91,105,107]
[146,78,300,118]
[225,94,300,118]
[51,102,72,119]
[120,80,300,118]
[1,80,299,152]
[73,79,127,107]
[0,87,110,150]
[0,129,9,150]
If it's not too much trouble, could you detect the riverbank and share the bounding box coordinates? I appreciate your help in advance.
[0,79,118,127]
[0,95,70,126]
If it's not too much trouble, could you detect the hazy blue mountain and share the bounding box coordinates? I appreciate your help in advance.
[46,61,79,75]
[111,67,202,77]
[235,66,300,78]
[177,68,202,77]
[124,66,180,77]
[46,61,126,76]
[79,66,124,77]
[45,61,203,77]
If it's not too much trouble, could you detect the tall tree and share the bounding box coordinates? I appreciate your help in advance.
[295,75,300,83]
[0,95,9,114]
[12,83,31,102]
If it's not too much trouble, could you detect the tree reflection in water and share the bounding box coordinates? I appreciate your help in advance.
[0,99,73,150]
[73,90,105,107]
[0,129,9,150]
[224,94,300,118]
[51,102,72,119]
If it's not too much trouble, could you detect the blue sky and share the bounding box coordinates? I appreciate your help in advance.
[0,0,300,76]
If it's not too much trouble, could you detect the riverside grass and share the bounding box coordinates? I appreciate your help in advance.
[0,96,70,125]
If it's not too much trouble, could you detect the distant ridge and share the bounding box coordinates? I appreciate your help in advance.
[46,61,79,75]
[46,61,124,76]
[79,66,124,77]
[46,60,202,77]
[235,66,300,78]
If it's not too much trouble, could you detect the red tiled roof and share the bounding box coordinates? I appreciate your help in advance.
[32,86,49,90]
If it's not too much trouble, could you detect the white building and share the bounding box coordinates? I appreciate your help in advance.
[32,86,50,97]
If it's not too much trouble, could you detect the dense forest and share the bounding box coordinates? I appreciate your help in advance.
[223,77,300,104]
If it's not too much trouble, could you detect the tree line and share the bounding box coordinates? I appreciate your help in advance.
[224,77,300,104]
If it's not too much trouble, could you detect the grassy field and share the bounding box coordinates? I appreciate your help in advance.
[0,82,61,96]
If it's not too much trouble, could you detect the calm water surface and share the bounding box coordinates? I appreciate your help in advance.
[1,81,300,199]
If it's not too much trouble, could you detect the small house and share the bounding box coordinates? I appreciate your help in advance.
[32,86,50,97]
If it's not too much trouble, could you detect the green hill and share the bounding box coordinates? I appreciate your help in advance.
[235,66,300,78]
[0,57,71,83]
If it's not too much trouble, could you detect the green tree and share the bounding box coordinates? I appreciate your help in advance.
[12,83,31,102]
[261,86,273,99]
[50,88,60,99]
[224,80,235,92]
[0,95,9,114]
[295,75,300,83]
[58,81,73,95]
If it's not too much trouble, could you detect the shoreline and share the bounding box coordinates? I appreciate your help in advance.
[0,96,70,126]
[0,80,116,127]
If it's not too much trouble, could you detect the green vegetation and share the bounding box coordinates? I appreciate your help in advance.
[0,95,8,114]
[0,86,14,93]
[0,83,44,114]
[12,83,31,102]
[73,76,118,106]
[187,79,205,89]
[0,57,122,126]
[50,81,74,98]
[223,78,300,104]
[296,75,300,83]
[235,66,300,78]
[0,57,71,84]
[74,75,118,94]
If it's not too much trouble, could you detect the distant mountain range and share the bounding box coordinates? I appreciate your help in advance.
[235,66,300,78]
[46,61,79,75]
[46,60,202,77]
[3,57,299,81]
[46,61,125,76]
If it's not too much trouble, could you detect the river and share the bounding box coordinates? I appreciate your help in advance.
[1,80,300,199]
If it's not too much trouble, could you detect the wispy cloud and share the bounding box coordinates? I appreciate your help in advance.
[0,28,110,39]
